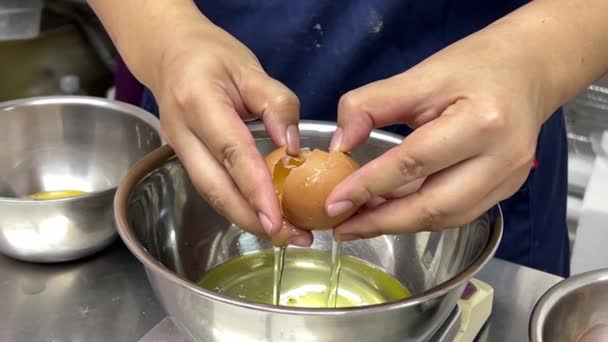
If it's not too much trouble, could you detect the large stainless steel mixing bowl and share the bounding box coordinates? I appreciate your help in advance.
[530,268,608,342]
[115,121,503,342]
[0,96,162,262]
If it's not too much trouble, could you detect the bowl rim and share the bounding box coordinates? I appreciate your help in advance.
[114,120,504,316]
[0,95,162,204]
[529,267,608,342]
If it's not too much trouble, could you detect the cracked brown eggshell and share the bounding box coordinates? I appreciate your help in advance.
[265,146,361,230]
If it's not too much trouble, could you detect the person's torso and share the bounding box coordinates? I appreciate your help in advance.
[195,0,530,123]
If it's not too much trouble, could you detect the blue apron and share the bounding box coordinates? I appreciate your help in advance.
[141,0,570,277]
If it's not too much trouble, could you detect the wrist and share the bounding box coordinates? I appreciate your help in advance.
[487,0,608,122]
[90,0,216,89]
[131,7,216,89]
[480,17,562,124]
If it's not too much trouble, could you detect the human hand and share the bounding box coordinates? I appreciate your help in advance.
[325,27,553,241]
[150,21,311,246]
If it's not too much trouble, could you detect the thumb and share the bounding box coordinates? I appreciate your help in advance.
[238,69,301,155]
[331,71,449,152]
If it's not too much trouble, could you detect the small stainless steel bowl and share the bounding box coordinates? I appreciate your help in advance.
[115,120,503,342]
[0,96,162,263]
[530,268,608,342]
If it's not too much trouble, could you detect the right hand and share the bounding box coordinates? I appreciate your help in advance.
[148,21,311,247]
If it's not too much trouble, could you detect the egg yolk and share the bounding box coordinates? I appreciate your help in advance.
[27,190,86,200]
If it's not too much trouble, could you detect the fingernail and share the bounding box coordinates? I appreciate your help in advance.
[289,235,311,247]
[258,212,273,235]
[326,200,353,217]
[337,234,362,242]
[286,125,300,156]
[329,127,343,151]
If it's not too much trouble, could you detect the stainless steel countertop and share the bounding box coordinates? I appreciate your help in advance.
[0,241,562,342]
[475,258,562,342]
[0,241,165,342]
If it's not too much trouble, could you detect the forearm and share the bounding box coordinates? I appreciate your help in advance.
[489,0,608,116]
[88,0,212,87]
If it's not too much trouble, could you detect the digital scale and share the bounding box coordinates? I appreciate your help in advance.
[139,278,493,342]
[430,279,494,342]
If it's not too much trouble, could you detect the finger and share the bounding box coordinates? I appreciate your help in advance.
[326,101,485,215]
[331,71,453,152]
[238,70,301,155]
[362,179,427,205]
[396,166,529,234]
[384,178,425,198]
[361,196,387,211]
[359,179,424,211]
[412,166,528,232]
[333,153,516,240]
[271,220,314,247]
[180,88,283,236]
[167,124,265,235]
[473,163,531,207]
[167,123,313,246]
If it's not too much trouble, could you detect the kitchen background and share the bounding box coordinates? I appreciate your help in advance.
[2,0,607,273]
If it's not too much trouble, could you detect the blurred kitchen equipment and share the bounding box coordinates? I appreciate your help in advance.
[530,267,608,342]
[564,76,608,273]
[570,150,608,274]
[114,121,503,342]
[0,0,43,41]
[0,96,162,263]
[565,78,608,196]
[58,74,82,95]
[44,0,115,71]
[0,1,115,101]
[564,77,608,254]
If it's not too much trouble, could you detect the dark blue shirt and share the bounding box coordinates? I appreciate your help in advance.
[142,0,569,276]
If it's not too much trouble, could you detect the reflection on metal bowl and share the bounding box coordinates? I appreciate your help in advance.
[115,121,503,342]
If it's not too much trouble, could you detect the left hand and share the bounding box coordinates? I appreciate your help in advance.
[325,26,554,241]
